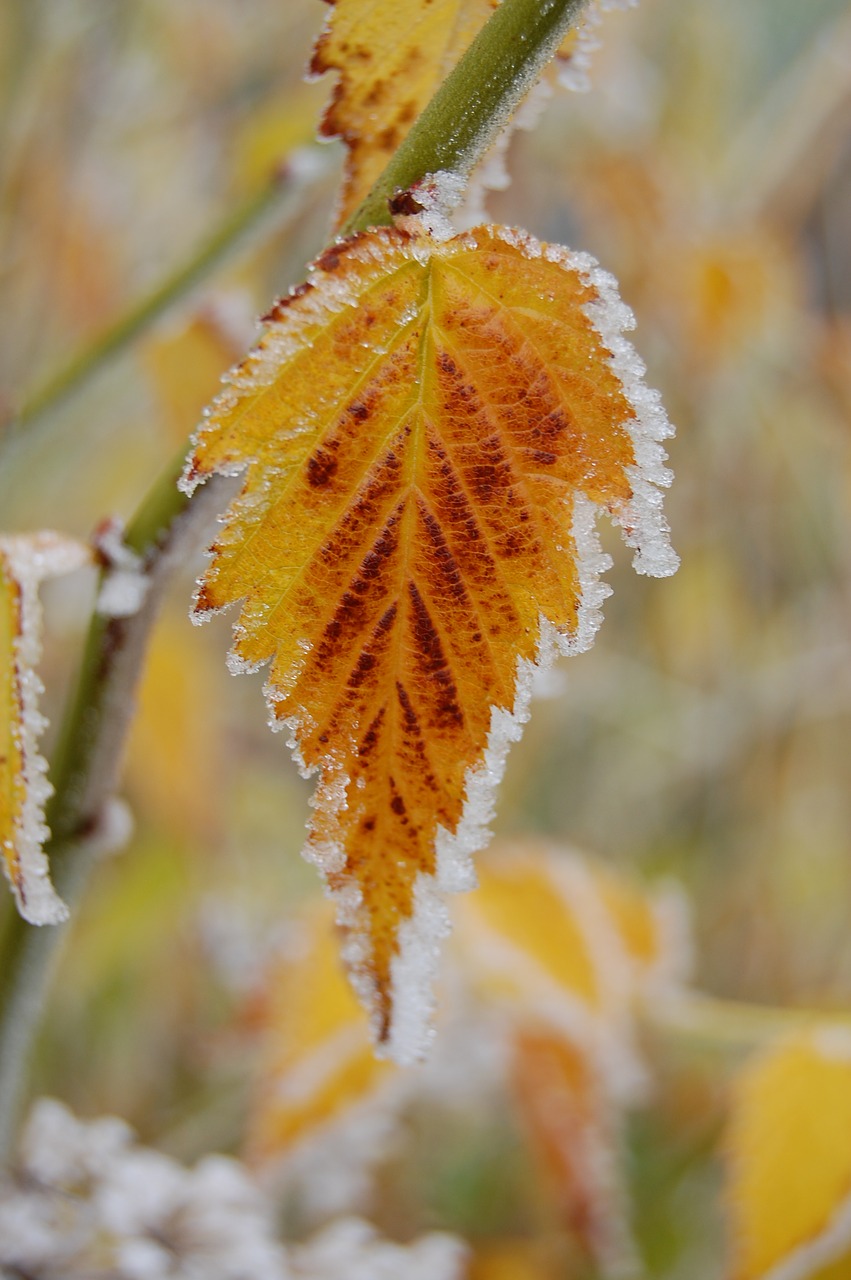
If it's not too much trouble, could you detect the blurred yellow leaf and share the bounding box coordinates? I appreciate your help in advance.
[245,903,394,1165]
[125,613,226,839]
[183,219,675,1060]
[144,302,251,447]
[454,842,688,1034]
[466,1239,560,1280]
[0,533,91,925]
[312,0,607,227]
[727,1029,851,1280]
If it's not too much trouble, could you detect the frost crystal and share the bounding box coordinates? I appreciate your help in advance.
[2,1099,289,1280]
[0,1099,468,1280]
[94,520,151,618]
[0,532,91,925]
[558,0,639,95]
[290,1218,467,1280]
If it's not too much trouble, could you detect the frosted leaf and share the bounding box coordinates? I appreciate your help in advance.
[0,532,92,925]
[185,221,677,1060]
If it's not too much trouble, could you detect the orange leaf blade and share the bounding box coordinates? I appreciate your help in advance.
[184,222,676,1060]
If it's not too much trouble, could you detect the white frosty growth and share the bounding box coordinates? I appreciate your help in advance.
[2,1098,291,1280]
[290,1217,467,1280]
[565,247,679,579]
[558,0,639,94]
[94,520,150,618]
[393,171,468,243]
[0,532,92,925]
[1,1099,469,1280]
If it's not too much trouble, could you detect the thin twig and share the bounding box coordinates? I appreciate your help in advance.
[344,0,591,236]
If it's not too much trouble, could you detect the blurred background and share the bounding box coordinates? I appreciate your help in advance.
[1,1,850,1276]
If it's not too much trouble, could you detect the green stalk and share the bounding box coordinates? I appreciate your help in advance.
[344,0,591,235]
[648,991,851,1053]
[0,0,594,1161]
[2,156,328,454]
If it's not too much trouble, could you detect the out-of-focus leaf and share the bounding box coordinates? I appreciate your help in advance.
[312,0,622,227]
[0,532,91,924]
[510,1026,637,1275]
[125,613,226,839]
[466,1239,560,1279]
[246,903,394,1167]
[144,301,252,447]
[726,1029,851,1280]
[183,219,676,1061]
[453,843,689,1038]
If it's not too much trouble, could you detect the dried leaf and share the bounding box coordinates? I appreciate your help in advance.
[0,532,91,924]
[312,0,622,227]
[727,1029,851,1280]
[183,221,676,1060]
[511,1026,636,1275]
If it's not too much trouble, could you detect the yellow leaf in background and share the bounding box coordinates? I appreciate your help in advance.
[0,533,91,924]
[183,220,676,1061]
[454,843,688,1037]
[510,1026,636,1275]
[466,1240,560,1280]
[594,862,690,988]
[245,903,394,1165]
[125,614,226,840]
[311,0,614,228]
[462,855,601,1008]
[727,1029,851,1280]
[144,302,250,447]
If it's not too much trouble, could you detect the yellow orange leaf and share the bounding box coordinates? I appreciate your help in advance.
[312,0,621,227]
[727,1029,851,1280]
[183,220,676,1060]
[246,904,395,1168]
[0,532,91,924]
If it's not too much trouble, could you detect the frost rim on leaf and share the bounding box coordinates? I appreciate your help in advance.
[182,221,677,1064]
[0,533,91,925]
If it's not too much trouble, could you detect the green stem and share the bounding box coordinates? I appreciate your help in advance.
[648,991,851,1053]
[343,0,591,236]
[2,155,327,450]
